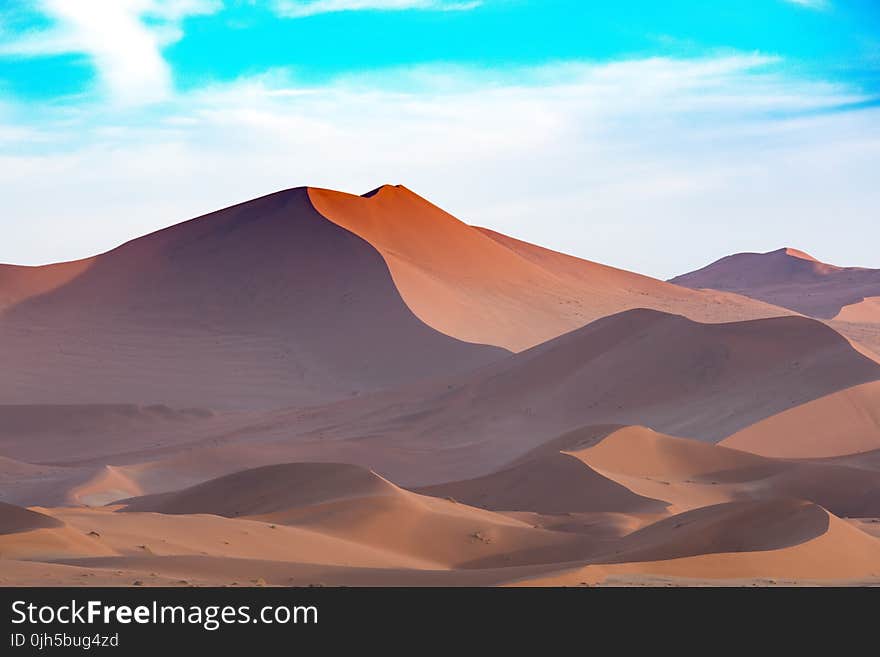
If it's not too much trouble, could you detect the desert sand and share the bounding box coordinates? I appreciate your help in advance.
[2,184,879,587]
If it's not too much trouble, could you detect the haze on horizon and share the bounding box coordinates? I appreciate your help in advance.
[1,0,878,279]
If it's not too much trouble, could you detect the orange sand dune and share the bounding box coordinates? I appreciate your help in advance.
[830,320,880,363]
[0,188,505,410]
[120,463,603,569]
[565,425,782,511]
[2,184,878,587]
[570,425,775,480]
[8,307,871,496]
[670,247,880,319]
[721,381,880,458]
[0,502,62,535]
[121,463,397,516]
[0,259,93,312]
[4,460,879,584]
[573,426,880,518]
[835,297,880,324]
[36,555,568,587]
[112,307,876,490]
[330,309,880,484]
[514,501,880,585]
[607,499,830,562]
[416,443,667,515]
[310,185,791,351]
[1,505,433,569]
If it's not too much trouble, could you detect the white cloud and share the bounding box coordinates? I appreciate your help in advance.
[0,0,220,105]
[1,56,878,277]
[784,0,830,10]
[272,0,481,19]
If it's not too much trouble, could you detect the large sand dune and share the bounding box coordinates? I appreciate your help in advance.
[2,184,878,586]
[278,308,880,487]
[310,185,791,351]
[0,188,505,410]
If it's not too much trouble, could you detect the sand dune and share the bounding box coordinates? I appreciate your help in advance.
[452,309,880,443]
[417,432,667,515]
[119,307,878,491]
[120,463,602,569]
[0,502,62,535]
[310,185,791,351]
[0,259,93,312]
[670,247,880,319]
[722,382,880,458]
[10,306,867,498]
[835,297,880,324]
[607,500,829,562]
[0,188,505,410]
[572,426,880,518]
[329,309,880,484]
[514,502,880,585]
[2,184,878,587]
[121,463,398,517]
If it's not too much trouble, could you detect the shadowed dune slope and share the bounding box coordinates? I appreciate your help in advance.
[574,426,880,518]
[417,425,667,514]
[121,463,396,517]
[385,309,880,456]
[670,247,880,319]
[309,185,791,351]
[513,502,880,585]
[119,463,602,570]
[722,381,880,458]
[0,502,63,535]
[0,188,505,409]
[607,499,829,562]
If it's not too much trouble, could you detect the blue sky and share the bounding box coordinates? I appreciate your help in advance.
[1,0,879,277]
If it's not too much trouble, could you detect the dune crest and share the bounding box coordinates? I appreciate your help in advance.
[309,185,790,351]
[671,247,880,319]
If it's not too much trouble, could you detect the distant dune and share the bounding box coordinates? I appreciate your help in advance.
[670,247,880,319]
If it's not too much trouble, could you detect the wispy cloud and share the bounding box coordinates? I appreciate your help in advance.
[2,55,877,276]
[784,0,830,10]
[0,0,221,105]
[272,0,482,19]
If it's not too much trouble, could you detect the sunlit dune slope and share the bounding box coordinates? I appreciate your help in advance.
[722,381,880,458]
